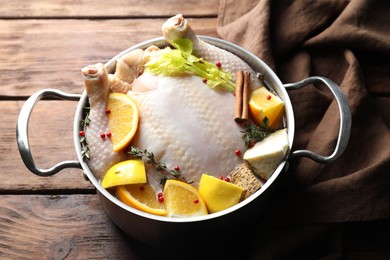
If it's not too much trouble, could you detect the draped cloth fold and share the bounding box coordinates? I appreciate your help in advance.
[218,0,390,258]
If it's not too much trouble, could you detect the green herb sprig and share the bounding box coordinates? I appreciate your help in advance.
[241,117,274,147]
[128,146,192,185]
[79,106,91,160]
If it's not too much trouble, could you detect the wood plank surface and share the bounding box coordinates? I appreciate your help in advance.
[1,100,93,192]
[0,194,138,259]
[0,1,225,259]
[0,194,247,260]
[0,18,218,97]
[0,0,219,18]
[3,0,389,258]
[0,194,388,259]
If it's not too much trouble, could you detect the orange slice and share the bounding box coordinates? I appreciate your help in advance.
[101,160,147,189]
[163,180,208,217]
[249,87,284,129]
[117,184,166,216]
[107,93,139,152]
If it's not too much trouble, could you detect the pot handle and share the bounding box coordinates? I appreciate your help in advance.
[16,89,82,176]
[283,76,351,163]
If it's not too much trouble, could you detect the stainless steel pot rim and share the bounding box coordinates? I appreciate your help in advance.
[16,34,350,231]
[73,36,294,223]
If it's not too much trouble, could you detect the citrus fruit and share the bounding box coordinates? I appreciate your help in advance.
[107,93,139,152]
[198,174,243,213]
[101,160,147,189]
[249,86,284,129]
[117,184,166,216]
[163,179,208,217]
[243,128,289,180]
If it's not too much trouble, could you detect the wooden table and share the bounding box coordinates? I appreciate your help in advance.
[2,1,390,259]
[1,1,221,259]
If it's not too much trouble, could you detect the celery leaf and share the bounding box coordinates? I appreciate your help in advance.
[145,39,236,93]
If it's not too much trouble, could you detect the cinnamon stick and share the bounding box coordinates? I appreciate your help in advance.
[234,71,250,123]
[242,71,250,121]
[234,71,244,122]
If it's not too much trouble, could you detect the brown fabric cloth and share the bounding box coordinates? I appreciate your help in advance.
[217,0,390,258]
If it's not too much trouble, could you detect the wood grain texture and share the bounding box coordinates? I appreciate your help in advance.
[0,0,219,18]
[0,2,225,259]
[2,0,389,258]
[0,194,144,259]
[1,100,93,192]
[0,195,249,260]
[0,18,218,97]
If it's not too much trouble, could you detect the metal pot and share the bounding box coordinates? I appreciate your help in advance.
[17,36,351,247]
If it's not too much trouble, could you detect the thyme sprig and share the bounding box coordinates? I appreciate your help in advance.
[79,106,91,160]
[80,134,90,160]
[80,108,91,127]
[241,117,274,148]
[128,146,192,185]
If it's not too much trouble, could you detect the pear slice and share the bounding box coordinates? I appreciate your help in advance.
[243,128,289,180]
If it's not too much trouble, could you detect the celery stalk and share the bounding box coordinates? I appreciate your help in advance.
[144,39,236,93]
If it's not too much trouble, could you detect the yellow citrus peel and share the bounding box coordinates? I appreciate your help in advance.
[198,174,243,213]
[249,87,284,129]
[101,160,146,189]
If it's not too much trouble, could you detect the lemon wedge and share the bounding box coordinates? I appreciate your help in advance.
[101,160,147,189]
[198,174,243,213]
[163,180,208,217]
[249,86,284,129]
